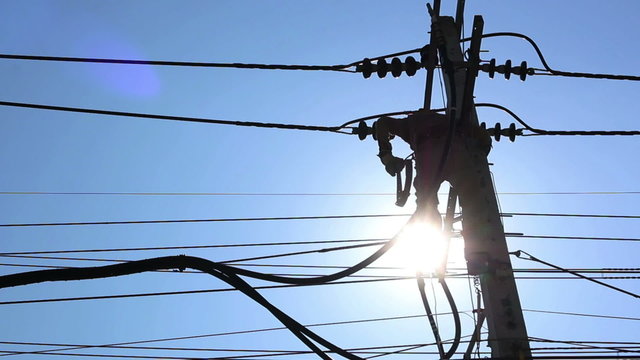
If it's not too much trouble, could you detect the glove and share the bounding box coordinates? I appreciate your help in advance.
[379,153,405,176]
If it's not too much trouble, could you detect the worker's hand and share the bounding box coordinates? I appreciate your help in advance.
[379,153,405,176]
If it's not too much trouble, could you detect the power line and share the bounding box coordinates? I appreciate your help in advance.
[0,313,456,358]
[476,103,640,136]
[524,309,640,322]
[512,250,640,299]
[467,32,640,81]
[0,53,355,71]
[0,100,352,133]
[0,46,423,72]
[2,190,639,197]
[0,214,408,227]
[1,232,639,257]
[0,277,408,306]
[2,211,640,228]
[509,234,640,243]
[0,238,386,256]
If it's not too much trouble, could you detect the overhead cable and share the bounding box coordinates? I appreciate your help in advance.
[0,46,423,73]
[2,233,640,257]
[0,238,386,256]
[0,255,368,360]
[0,214,408,228]
[476,103,640,136]
[0,277,408,306]
[466,32,640,81]
[1,313,459,358]
[511,250,640,299]
[3,211,640,228]
[5,190,638,197]
[0,100,343,134]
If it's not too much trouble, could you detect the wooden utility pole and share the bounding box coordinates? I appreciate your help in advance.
[424,2,532,358]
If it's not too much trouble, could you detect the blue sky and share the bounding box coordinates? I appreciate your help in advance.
[0,1,639,359]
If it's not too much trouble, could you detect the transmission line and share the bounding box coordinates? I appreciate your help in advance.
[512,250,640,299]
[468,32,640,81]
[476,103,640,136]
[2,211,639,228]
[2,190,638,197]
[0,46,423,73]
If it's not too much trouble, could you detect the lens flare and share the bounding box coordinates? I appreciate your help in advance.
[390,221,448,274]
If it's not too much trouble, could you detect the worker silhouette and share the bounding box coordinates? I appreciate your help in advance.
[374,109,492,229]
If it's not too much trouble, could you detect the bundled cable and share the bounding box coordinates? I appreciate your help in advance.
[0,214,420,358]
[0,255,364,359]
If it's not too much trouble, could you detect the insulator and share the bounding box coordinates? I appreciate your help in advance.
[504,60,512,80]
[376,59,388,78]
[488,58,496,79]
[405,56,419,76]
[519,61,528,81]
[360,58,373,79]
[494,122,502,141]
[480,122,487,131]
[508,123,517,142]
[390,57,403,78]
[355,120,370,140]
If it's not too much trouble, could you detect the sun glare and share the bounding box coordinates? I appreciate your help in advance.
[389,221,449,275]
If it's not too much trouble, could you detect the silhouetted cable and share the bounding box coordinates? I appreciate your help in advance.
[476,103,640,136]
[0,46,425,73]
[466,32,640,81]
[530,338,640,356]
[512,250,640,299]
[0,100,419,137]
[0,255,372,360]
[3,211,639,228]
[0,277,409,306]
[0,54,355,72]
[509,234,640,243]
[0,342,467,359]
[1,313,458,358]
[0,238,386,256]
[5,190,637,197]
[0,214,408,227]
[523,309,640,321]
[504,212,640,219]
[3,233,640,257]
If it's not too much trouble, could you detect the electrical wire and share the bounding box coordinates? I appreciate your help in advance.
[523,309,640,321]
[0,101,417,136]
[0,46,424,73]
[416,275,446,358]
[0,53,355,71]
[3,211,640,228]
[2,316,464,359]
[0,238,386,256]
[0,213,408,227]
[2,232,639,258]
[511,250,640,299]
[0,277,409,306]
[0,255,365,360]
[0,314,457,359]
[5,190,637,197]
[462,32,640,81]
[509,234,640,243]
[476,103,640,136]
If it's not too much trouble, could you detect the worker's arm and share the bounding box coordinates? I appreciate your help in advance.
[374,116,410,176]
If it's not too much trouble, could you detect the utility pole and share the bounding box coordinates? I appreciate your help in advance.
[425,2,532,358]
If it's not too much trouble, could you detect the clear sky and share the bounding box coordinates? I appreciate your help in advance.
[0,1,639,359]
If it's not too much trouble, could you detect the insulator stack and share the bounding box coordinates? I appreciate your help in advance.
[357,55,424,79]
[479,59,534,81]
[481,122,520,142]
